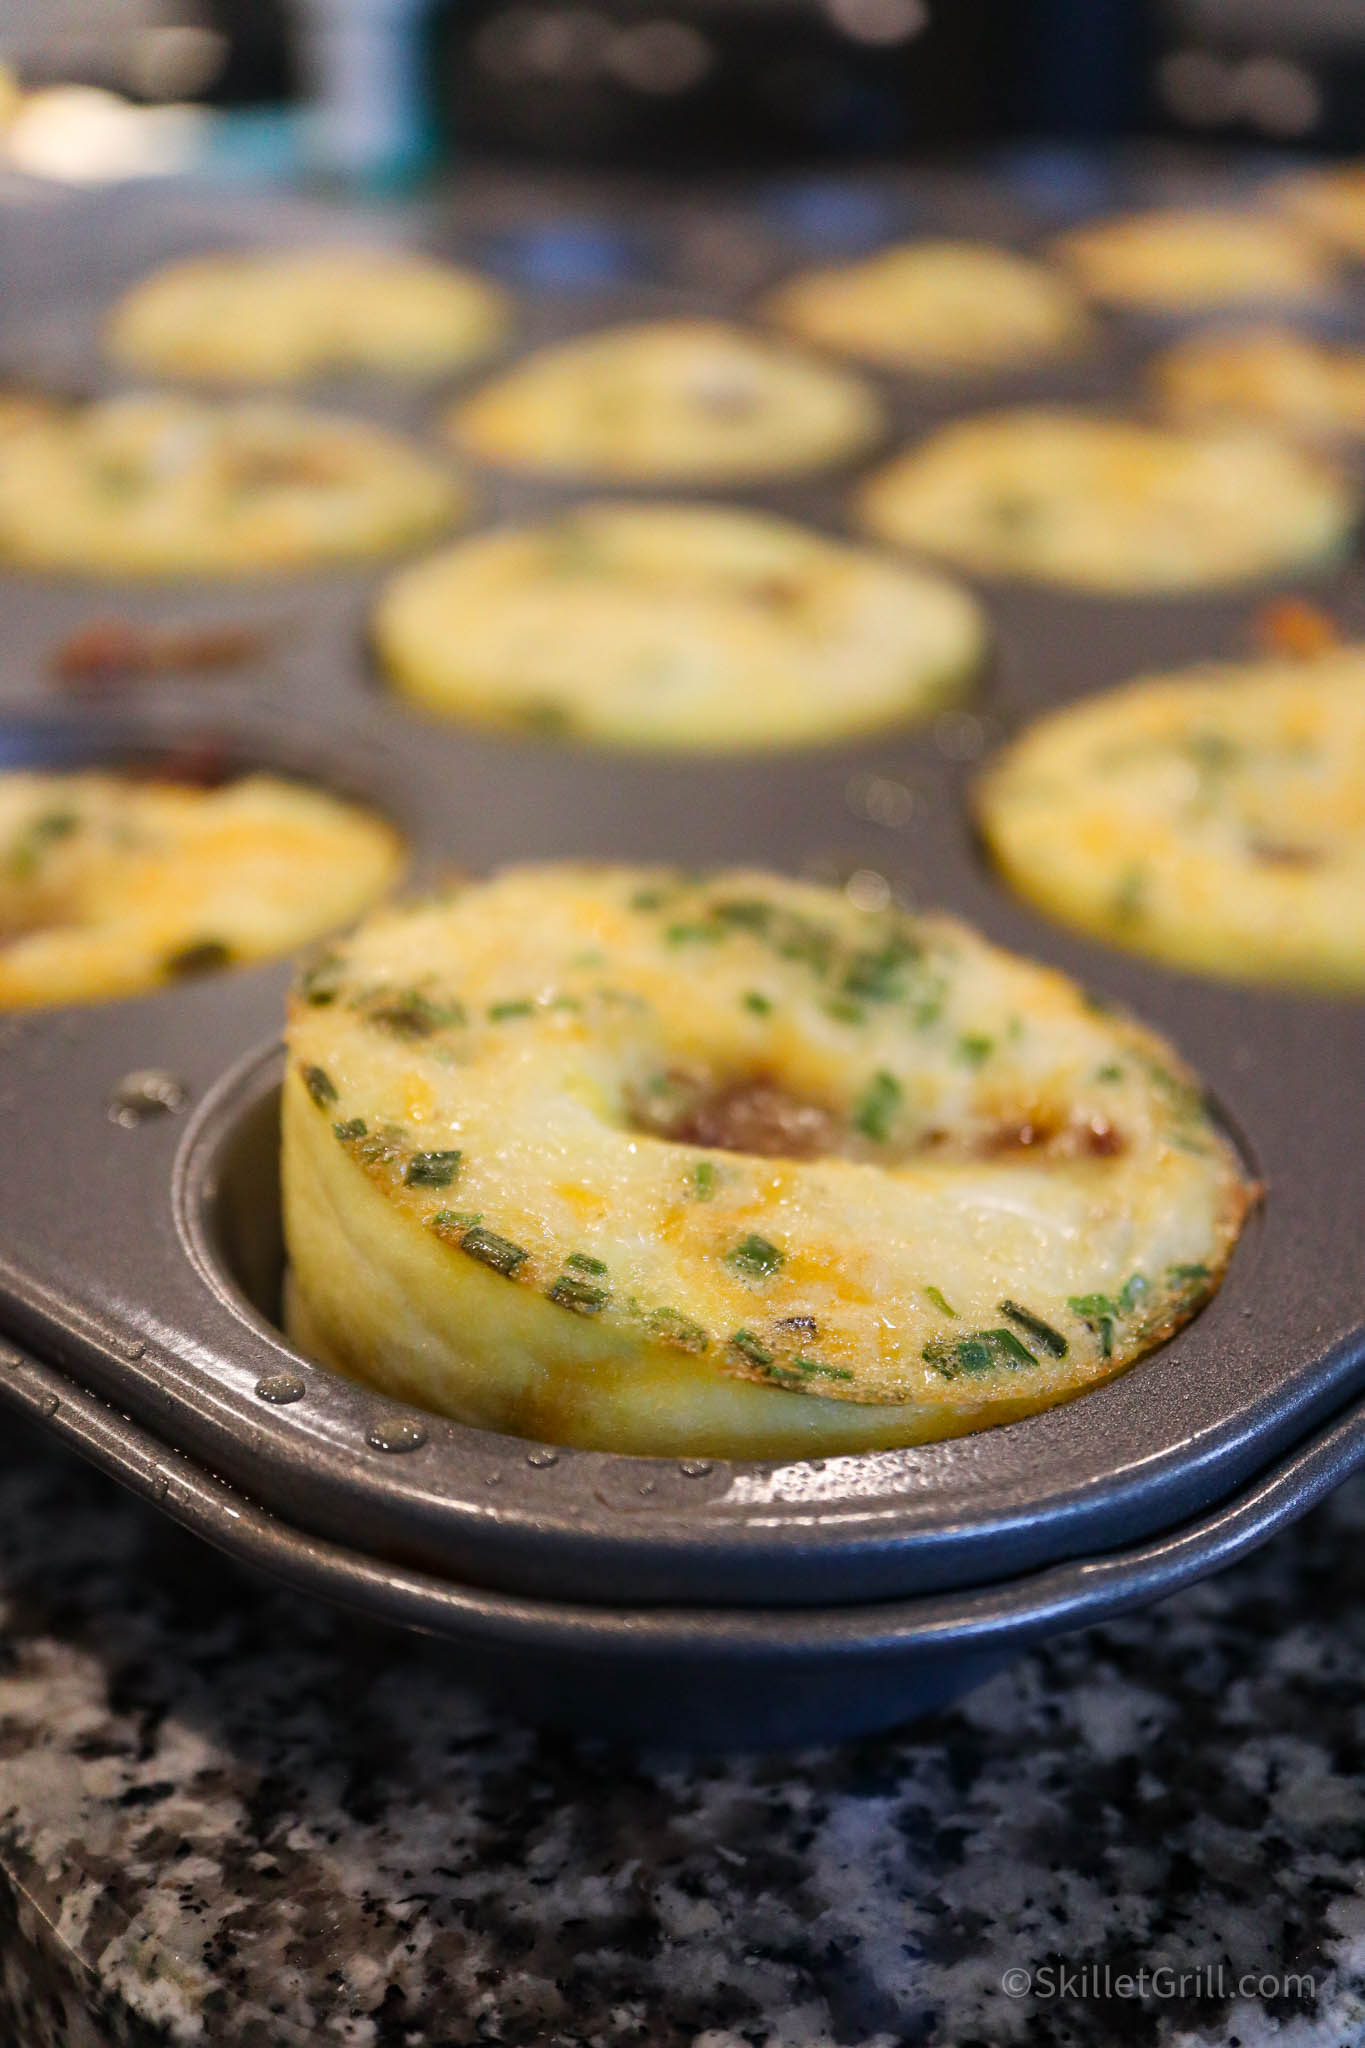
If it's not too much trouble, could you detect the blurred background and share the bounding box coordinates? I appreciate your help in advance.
[1,0,1363,186]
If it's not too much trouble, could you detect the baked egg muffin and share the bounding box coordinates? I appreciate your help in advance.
[447,320,883,482]
[0,770,402,1009]
[283,864,1253,1458]
[854,408,1356,593]
[1271,163,1365,261]
[1150,324,1365,441]
[1051,207,1335,312]
[978,646,1365,990]
[0,393,467,577]
[373,503,986,751]
[105,247,511,386]
[763,239,1091,376]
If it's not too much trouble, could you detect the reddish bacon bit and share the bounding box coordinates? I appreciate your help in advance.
[671,1078,838,1160]
[1251,597,1341,660]
[51,618,269,691]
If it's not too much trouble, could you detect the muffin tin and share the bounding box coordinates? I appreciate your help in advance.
[0,156,1362,1746]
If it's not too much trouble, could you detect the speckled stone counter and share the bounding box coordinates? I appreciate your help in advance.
[1,1417,1363,2048]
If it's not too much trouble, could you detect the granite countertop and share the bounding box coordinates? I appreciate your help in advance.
[0,1417,1362,2048]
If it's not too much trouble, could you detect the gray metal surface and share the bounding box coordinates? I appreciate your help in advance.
[3,1327,1365,1747]
[0,155,1361,1656]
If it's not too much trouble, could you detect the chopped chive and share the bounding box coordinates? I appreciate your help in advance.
[300,953,345,1006]
[825,997,866,1026]
[302,1064,337,1109]
[792,1355,853,1383]
[692,1160,717,1201]
[1113,864,1147,926]
[743,990,774,1016]
[1167,1262,1210,1285]
[355,1127,406,1171]
[731,1329,773,1368]
[488,999,534,1021]
[566,1251,607,1275]
[460,1226,527,1278]
[332,1117,367,1142]
[957,1033,994,1068]
[1095,1062,1124,1083]
[854,1069,902,1142]
[547,1275,609,1314]
[11,808,80,876]
[366,989,465,1037]
[164,937,232,978]
[726,1233,784,1281]
[925,1285,957,1319]
[405,1150,462,1189]
[648,1307,708,1353]
[923,1327,1038,1379]
[841,934,919,1004]
[630,887,668,911]
[665,921,723,946]
[1119,1273,1151,1312]
[711,898,772,932]
[999,1300,1068,1359]
[431,1209,482,1234]
[1068,1294,1116,1357]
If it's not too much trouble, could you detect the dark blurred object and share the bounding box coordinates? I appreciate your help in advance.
[1148,0,1365,151]
[199,0,296,104]
[1012,0,1151,136]
[426,0,1004,165]
[0,0,294,106]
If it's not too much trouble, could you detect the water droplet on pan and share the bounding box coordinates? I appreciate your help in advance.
[678,1459,713,1478]
[120,1335,146,1360]
[366,1416,428,1453]
[108,1069,189,1128]
[255,1370,305,1405]
[525,1446,559,1469]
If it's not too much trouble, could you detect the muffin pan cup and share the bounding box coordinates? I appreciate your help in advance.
[0,161,1362,1741]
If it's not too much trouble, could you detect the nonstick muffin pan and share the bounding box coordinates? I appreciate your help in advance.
[0,157,1362,1744]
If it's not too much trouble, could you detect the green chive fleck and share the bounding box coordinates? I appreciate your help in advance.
[366,989,465,1038]
[302,1064,337,1109]
[923,1327,1038,1379]
[854,1070,902,1142]
[405,1150,462,1189]
[1068,1295,1116,1357]
[999,1300,1068,1358]
[743,990,774,1016]
[692,1160,718,1201]
[548,1275,609,1314]
[957,1033,994,1068]
[461,1226,527,1278]
[333,1117,367,1142]
[726,1234,784,1280]
[1113,865,1147,926]
[925,1285,958,1318]
[566,1252,608,1275]
[792,1355,853,1383]
[300,953,346,1006]
[649,1307,708,1352]
[711,898,772,932]
[488,999,534,1022]
[731,1329,774,1368]
[164,938,232,979]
